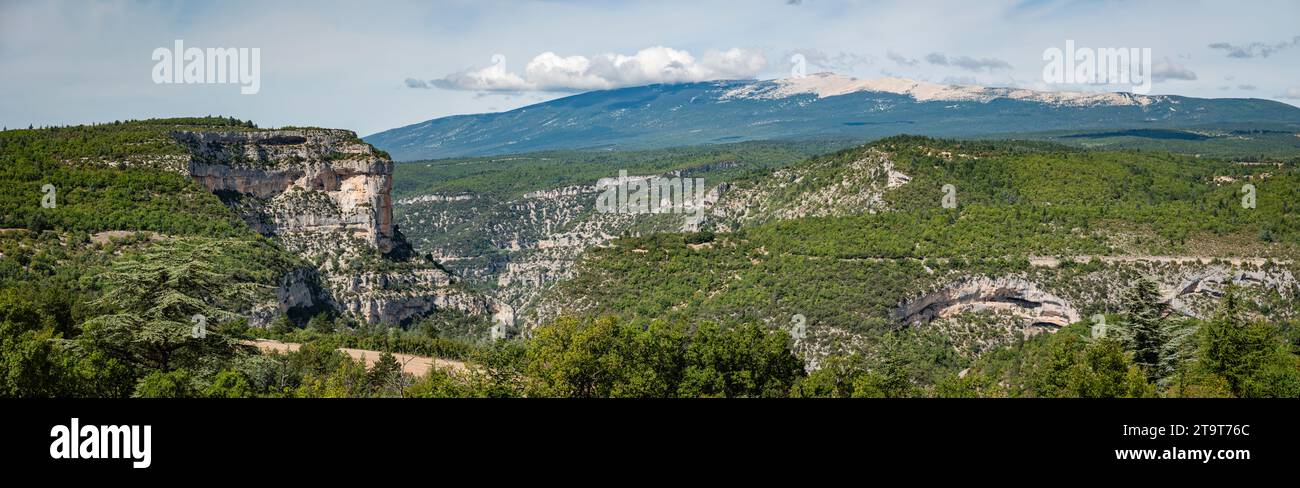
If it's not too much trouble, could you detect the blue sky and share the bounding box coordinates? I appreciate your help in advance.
[2,0,1298,135]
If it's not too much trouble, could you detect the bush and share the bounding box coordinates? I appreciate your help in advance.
[132,370,196,398]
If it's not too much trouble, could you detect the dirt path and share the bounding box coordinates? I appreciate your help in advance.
[246,339,467,377]
[821,254,1288,267]
[88,230,163,244]
[1026,255,1287,267]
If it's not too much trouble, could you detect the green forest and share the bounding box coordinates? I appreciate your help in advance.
[391,139,859,200]
[740,135,1299,257]
[0,117,260,236]
[1,121,1297,398]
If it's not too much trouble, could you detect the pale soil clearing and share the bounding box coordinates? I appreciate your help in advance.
[89,230,163,244]
[246,339,467,376]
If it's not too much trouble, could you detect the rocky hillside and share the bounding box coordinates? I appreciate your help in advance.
[390,136,1300,353]
[0,118,498,329]
[388,141,849,326]
[170,128,497,326]
[702,146,909,230]
[519,137,1299,367]
[395,160,739,324]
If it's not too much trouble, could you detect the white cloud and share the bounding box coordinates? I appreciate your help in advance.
[431,55,533,92]
[525,52,607,91]
[886,50,918,67]
[1152,58,1198,82]
[1279,87,1300,99]
[789,48,874,72]
[1208,36,1300,58]
[925,52,1012,72]
[5,0,1300,134]
[701,48,769,79]
[420,46,767,92]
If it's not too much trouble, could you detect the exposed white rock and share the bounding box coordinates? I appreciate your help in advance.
[178,129,396,253]
[1164,266,1298,319]
[248,267,328,328]
[176,129,497,326]
[896,276,1082,328]
[705,147,905,226]
[396,193,476,205]
[721,72,1161,107]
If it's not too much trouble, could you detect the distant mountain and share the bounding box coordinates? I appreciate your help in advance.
[365,73,1300,161]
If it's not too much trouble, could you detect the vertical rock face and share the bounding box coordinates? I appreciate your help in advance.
[175,129,495,326]
[175,129,395,253]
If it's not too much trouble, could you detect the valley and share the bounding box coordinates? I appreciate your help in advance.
[8,0,1300,474]
[391,134,1298,395]
[2,104,1298,398]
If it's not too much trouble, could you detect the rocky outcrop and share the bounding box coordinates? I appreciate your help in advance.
[702,148,905,231]
[893,263,1298,342]
[326,266,491,325]
[175,129,498,327]
[1164,266,1298,318]
[176,129,395,253]
[896,276,1081,329]
[248,267,330,327]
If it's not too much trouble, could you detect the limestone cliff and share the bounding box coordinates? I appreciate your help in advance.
[176,129,395,253]
[173,129,495,326]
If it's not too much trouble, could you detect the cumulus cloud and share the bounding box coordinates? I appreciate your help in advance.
[523,52,610,91]
[1151,58,1197,82]
[423,54,534,92]
[925,52,1012,72]
[1208,35,1300,58]
[415,47,767,93]
[700,48,769,79]
[1279,87,1300,99]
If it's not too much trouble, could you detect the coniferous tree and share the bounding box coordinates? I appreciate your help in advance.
[76,238,263,372]
[1121,278,1169,382]
[1069,338,1155,398]
[1197,286,1298,397]
[367,351,405,397]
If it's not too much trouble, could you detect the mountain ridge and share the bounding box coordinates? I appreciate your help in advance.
[365,73,1300,161]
